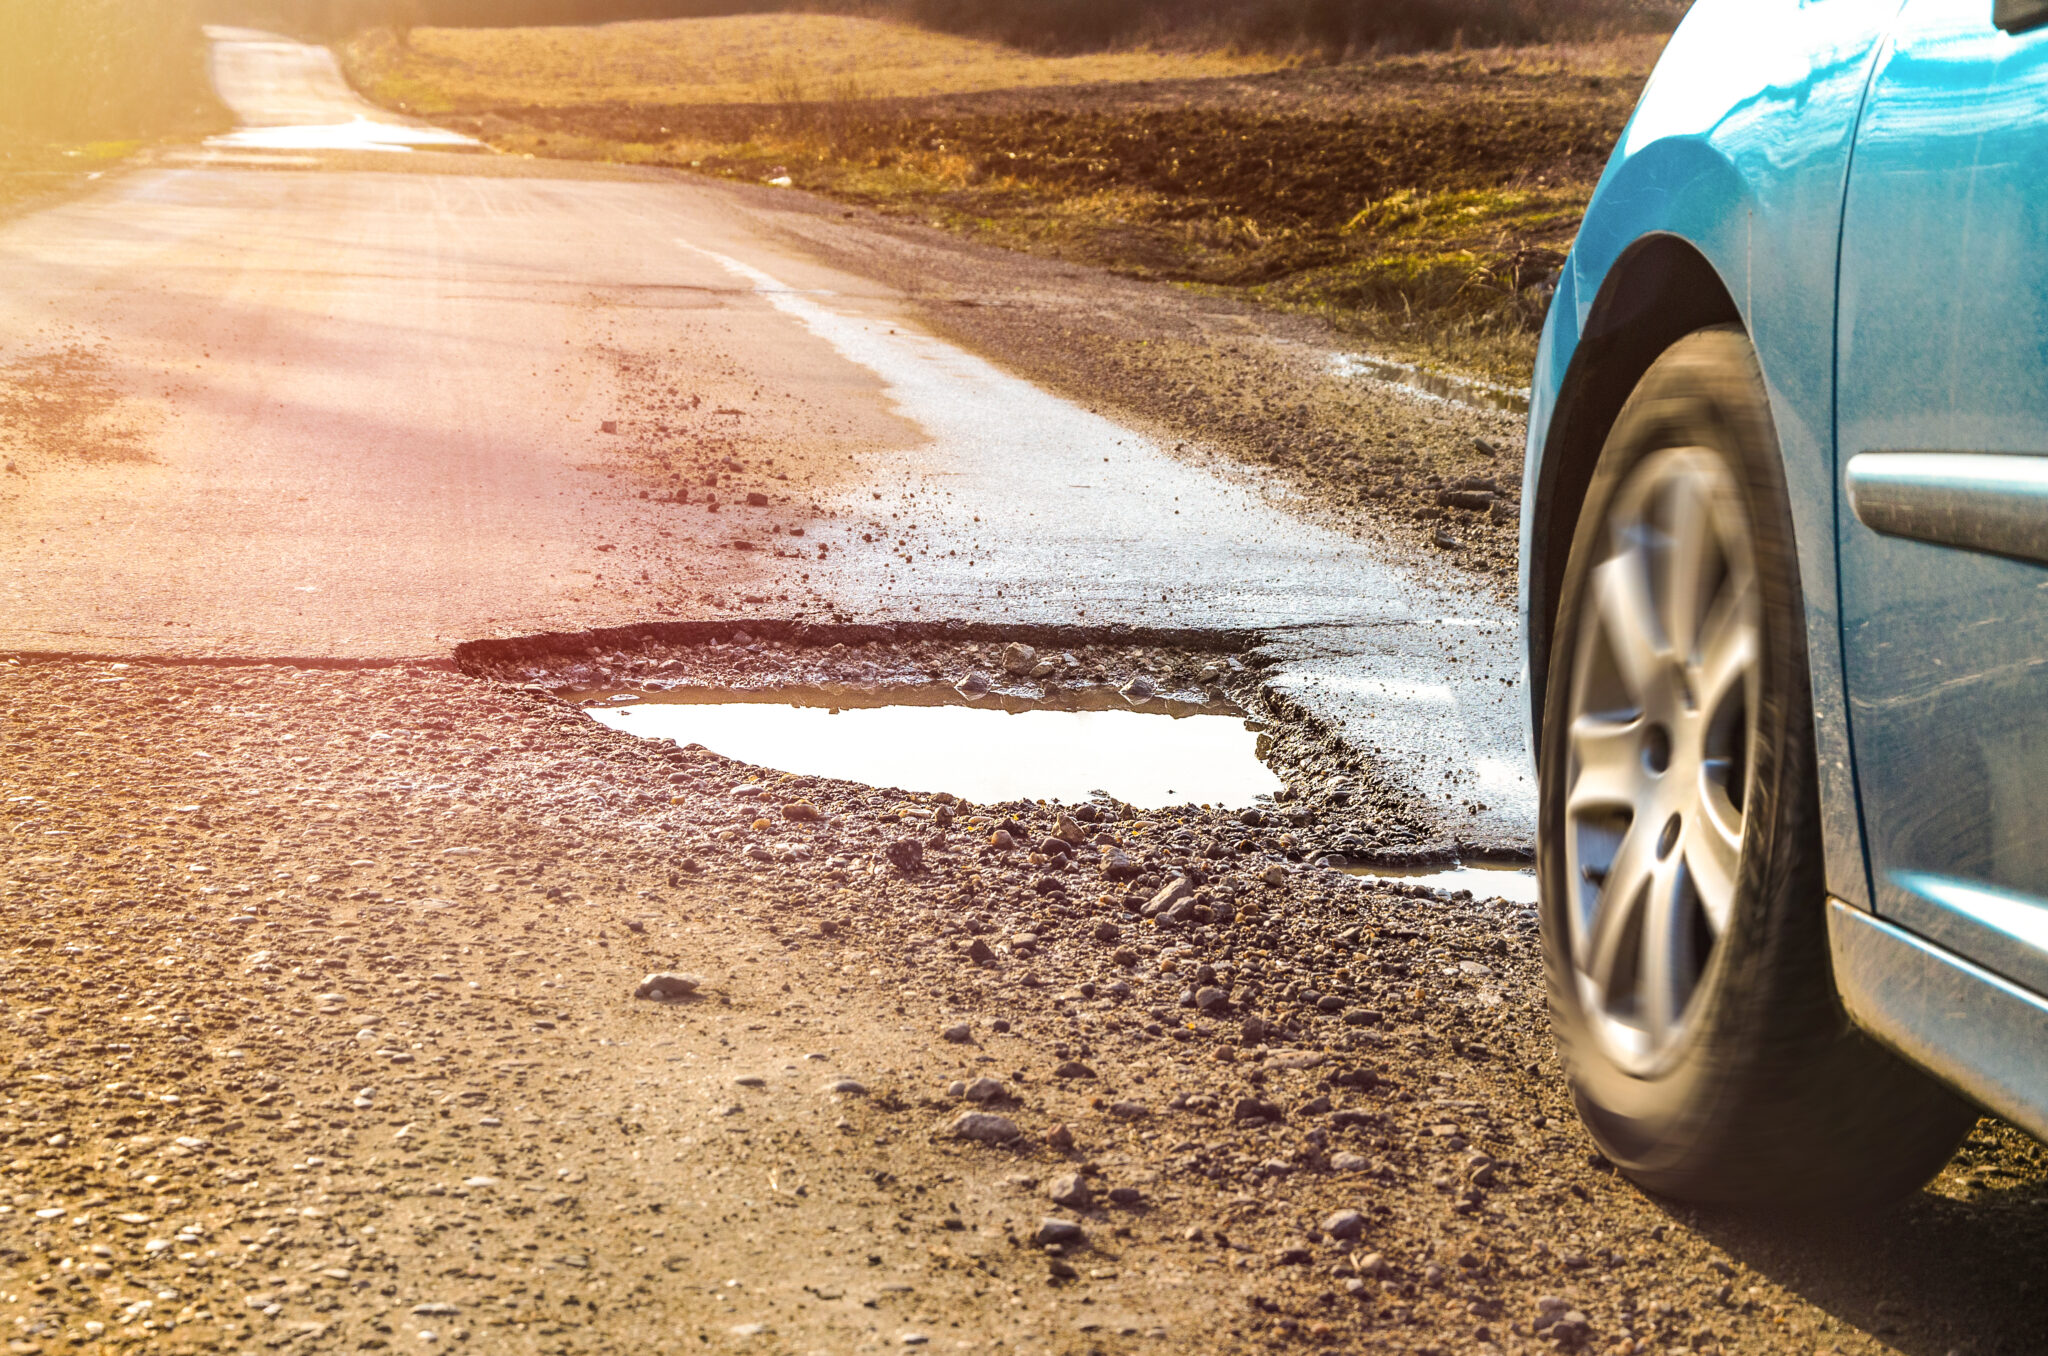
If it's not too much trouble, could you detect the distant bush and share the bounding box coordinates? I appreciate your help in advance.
[0,0,221,140]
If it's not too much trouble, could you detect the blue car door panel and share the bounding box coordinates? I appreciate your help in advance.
[1836,0,2048,996]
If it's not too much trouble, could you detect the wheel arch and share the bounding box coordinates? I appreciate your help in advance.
[1524,233,1743,737]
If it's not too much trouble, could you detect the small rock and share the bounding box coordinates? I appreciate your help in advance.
[1091,920,1121,944]
[1106,1186,1142,1206]
[1052,1060,1094,1079]
[1194,986,1229,1011]
[1146,877,1191,913]
[1002,642,1037,675]
[1232,1097,1283,1123]
[824,1079,867,1096]
[782,801,822,822]
[941,1022,973,1044]
[1119,674,1156,700]
[633,973,700,1001]
[885,838,925,873]
[1323,1209,1366,1241]
[966,938,996,965]
[1330,1151,1370,1172]
[746,491,770,507]
[411,1303,459,1317]
[964,1076,1006,1102]
[1107,1100,1147,1119]
[949,1111,1021,1144]
[1357,1252,1389,1277]
[1053,813,1086,844]
[989,829,1016,850]
[1432,528,1463,550]
[1045,1173,1091,1208]
[1261,863,1287,886]
[1034,1218,1085,1247]
[1046,1123,1075,1151]
[956,670,992,695]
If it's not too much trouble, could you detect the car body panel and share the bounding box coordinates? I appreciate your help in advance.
[1835,0,2048,1002]
[1521,0,1901,909]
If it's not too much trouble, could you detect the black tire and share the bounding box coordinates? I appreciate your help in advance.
[1538,326,1974,1211]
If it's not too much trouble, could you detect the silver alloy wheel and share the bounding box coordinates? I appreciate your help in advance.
[1562,445,1761,1076]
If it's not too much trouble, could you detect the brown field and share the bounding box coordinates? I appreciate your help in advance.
[345,15,1661,381]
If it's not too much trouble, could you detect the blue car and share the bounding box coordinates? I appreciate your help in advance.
[1521,0,2048,1208]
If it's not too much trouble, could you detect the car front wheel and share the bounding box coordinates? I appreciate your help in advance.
[1539,326,1973,1211]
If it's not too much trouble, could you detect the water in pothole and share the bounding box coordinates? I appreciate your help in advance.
[1344,861,1540,905]
[582,684,1285,807]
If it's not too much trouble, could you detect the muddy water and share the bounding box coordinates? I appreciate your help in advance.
[582,684,1284,806]
[1344,860,1540,904]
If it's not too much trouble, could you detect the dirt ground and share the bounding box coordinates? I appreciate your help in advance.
[6,655,2048,1356]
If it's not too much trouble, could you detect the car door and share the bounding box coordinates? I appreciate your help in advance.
[1835,0,2048,994]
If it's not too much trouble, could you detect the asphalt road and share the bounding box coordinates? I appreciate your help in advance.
[0,28,1528,844]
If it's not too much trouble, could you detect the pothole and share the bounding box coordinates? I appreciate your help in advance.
[577,682,1285,808]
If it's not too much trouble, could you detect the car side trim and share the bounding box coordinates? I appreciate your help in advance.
[1829,898,2048,1140]
[1844,451,2048,565]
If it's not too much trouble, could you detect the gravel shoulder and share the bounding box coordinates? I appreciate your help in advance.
[5,658,2045,1356]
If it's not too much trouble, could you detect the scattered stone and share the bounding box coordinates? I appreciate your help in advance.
[1034,1218,1085,1247]
[1046,1123,1075,1151]
[1145,877,1191,914]
[1330,1151,1370,1173]
[745,491,770,507]
[633,973,700,1001]
[1045,1173,1091,1208]
[825,1079,867,1096]
[1261,863,1287,886]
[941,1023,973,1044]
[885,838,925,873]
[1119,675,1156,700]
[948,1112,1021,1144]
[963,1077,1006,1102]
[1107,1186,1142,1206]
[1194,986,1229,1012]
[1107,1100,1147,1119]
[1052,1060,1094,1080]
[989,829,1016,850]
[1091,920,1121,944]
[1002,643,1036,675]
[1052,813,1086,844]
[1323,1209,1366,1241]
[956,670,991,695]
[1357,1252,1389,1277]
[967,938,996,965]
[1232,1097,1284,1123]
[411,1303,459,1317]
[781,801,822,821]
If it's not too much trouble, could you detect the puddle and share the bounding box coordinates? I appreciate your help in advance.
[206,118,483,154]
[1328,352,1530,415]
[580,684,1284,807]
[1344,861,1540,904]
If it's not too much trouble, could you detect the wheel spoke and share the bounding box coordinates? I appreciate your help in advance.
[1693,580,1757,716]
[1684,803,1741,935]
[1636,856,1690,1046]
[1590,551,1666,704]
[1661,471,1716,660]
[1567,713,1644,815]
[1582,815,1657,987]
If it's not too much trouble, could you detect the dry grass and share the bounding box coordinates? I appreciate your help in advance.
[347,13,1290,113]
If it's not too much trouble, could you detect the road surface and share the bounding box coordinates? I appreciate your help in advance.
[0,27,1528,843]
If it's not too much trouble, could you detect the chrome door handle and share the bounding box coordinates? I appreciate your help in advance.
[1846,452,2048,565]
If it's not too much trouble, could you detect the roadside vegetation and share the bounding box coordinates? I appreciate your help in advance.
[345,13,1662,380]
[0,0,227,216]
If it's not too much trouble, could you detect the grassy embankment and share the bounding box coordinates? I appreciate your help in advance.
[344,13,1662,381]
[0,0,229,217]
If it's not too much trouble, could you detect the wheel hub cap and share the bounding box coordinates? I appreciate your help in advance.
[1562,446,1761,1075]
